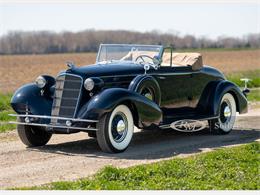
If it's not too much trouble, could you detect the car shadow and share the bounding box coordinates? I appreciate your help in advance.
[28,127,260,160]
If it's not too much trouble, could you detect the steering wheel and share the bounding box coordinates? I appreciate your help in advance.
[135,55,159,72]
[135,55,154,65]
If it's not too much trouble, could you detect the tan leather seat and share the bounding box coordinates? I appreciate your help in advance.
[162,53,203,70]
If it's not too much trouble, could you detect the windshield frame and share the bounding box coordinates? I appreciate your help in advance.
[96,44,164,64]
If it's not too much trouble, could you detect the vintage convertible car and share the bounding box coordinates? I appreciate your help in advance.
[10,44,248,153]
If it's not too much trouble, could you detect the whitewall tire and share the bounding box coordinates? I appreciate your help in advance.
[208,93,236,134]
[96,104,134,153]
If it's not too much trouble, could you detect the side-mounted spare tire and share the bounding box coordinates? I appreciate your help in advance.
[129,75,161,105]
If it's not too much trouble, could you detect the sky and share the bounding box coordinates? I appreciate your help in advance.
[0,1,259,39]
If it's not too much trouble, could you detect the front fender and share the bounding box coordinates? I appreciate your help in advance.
[11,83,53,115]
[208,80,248,116]
[77,88,162,128]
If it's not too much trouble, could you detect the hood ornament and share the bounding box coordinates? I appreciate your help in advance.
[66,61,76,69]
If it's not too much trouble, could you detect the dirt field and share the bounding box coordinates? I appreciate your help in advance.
[0,50,259,93]
[0,108,259,189]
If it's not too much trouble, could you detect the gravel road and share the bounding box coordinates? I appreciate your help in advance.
[0,109,259,189]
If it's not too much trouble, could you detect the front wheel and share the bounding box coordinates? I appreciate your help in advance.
[96,104,134,153]
[208,93,236,134]
[17,118,52,147]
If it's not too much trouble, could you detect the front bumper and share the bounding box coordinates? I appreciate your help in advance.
[9,114,98,132]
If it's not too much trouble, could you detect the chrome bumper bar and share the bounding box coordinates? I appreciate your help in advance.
[9,114,98,131]
[9,114,98,123]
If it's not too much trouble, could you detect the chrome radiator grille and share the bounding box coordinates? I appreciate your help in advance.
[51,74,82,124]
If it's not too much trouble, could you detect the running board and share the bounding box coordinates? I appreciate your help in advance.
[159,116,218,132]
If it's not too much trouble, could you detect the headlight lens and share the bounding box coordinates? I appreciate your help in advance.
[84,78,95,91]
[35,76,47,88]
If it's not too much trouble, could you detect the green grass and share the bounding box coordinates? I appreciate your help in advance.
[18,142,259,190]
[226,70,260,88]
[0,93,16,132]
[0,111,16,133]
[0,93,12,111]
[247,89,260,102]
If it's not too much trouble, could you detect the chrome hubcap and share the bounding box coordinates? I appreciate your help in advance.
[224,106,231,118]
[117,120,126,134]
[141,87,154,101]
[111,112,128,143]
[220,100,232,124]
[144,93,153,101]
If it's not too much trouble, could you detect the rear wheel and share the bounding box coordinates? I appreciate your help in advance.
[17,117,52,147]
[208,93,236,134]
[96,105,134,153]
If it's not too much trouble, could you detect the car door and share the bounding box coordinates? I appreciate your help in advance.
[153,66,193,118]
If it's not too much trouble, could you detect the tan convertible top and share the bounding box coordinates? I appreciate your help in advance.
[162,53,203,70]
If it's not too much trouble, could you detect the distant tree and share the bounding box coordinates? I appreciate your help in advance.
[0,30,259,55]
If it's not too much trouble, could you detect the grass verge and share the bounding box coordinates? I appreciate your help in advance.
[0,93,12,111]
[226,70,260,88]
[17,142,259,190]
[247,88,260,102]
[0,93,16,133]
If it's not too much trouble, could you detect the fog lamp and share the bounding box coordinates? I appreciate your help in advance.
[66,120,72,127]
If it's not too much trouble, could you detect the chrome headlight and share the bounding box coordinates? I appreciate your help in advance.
[35,76,47,88]
[84,78,95,91]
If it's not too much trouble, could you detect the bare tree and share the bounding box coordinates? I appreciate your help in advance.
[0,30,259,54]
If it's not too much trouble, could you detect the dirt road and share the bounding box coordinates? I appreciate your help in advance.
[0,110,259,189]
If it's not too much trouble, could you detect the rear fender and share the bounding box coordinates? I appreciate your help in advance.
[202,80,248,116]
[77,88,162,128]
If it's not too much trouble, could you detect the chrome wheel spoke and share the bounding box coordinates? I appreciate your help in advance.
[111,112,128,143]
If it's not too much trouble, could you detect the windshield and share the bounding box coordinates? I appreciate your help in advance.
[96,44,163,64]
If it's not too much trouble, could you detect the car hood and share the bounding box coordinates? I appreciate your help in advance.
[66,63,145,78]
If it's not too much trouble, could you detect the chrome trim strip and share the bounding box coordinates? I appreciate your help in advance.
[99,72,193,79]
[156,72,192,76]
[99,75,137,78]
[8,121,97,131]
[9,114,98,123]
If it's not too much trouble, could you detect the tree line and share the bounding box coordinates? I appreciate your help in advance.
[0,29,259,54]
